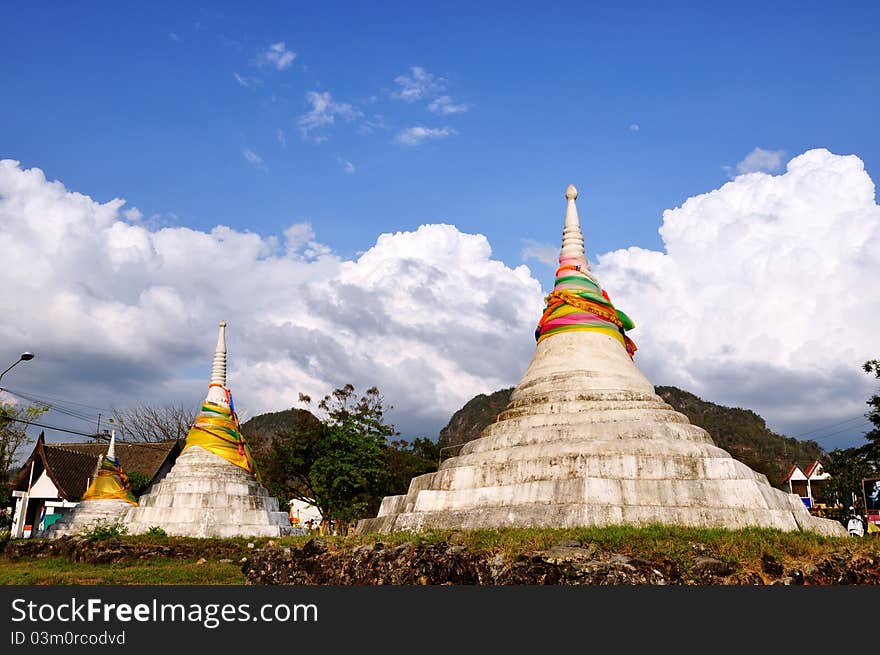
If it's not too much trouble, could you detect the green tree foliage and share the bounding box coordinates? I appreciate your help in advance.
[1,402,48,505]
[814,360,880,517]
[817,447,873,517]
[125,471,151,497]
[244,387,440,525]
[262,385,394,525]
[863,359,880,462]
[384,437,440,496]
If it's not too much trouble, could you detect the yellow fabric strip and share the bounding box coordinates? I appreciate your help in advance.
[182,401,254,474]
[82,470,138,505]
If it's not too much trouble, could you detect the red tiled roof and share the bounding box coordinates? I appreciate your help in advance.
[780,464,803,484]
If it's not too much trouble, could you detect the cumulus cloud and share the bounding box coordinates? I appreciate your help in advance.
[629,123,640,132]
[732,147,786,175]
[394,126,455,146]
[123,207,143,223]
[258,42,296,70]
[339,159,356,174]
[297,91,362,139]
[0,160,543,440]
[392,66,446,102]
[595,148,880,449]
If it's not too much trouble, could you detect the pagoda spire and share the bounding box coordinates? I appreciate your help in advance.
[107,428,116,462]
[206,321,229,407]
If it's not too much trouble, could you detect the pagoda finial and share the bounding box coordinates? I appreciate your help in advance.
[561,183,586,260]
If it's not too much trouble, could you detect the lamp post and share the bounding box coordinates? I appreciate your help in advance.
[1,352,33,538]
[0,352,34,387]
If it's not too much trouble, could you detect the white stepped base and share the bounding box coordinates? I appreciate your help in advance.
[357,333,847,537]
[45,499,134,538]
[123,446,292,538]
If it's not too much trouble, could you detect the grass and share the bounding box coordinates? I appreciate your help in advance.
[0,557,245,585]
[2,524,877,585]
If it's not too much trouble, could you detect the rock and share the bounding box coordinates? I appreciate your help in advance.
[761,553,784,576]
[542,542,598,565]
[196,557,207,565]
[691,557,734,578]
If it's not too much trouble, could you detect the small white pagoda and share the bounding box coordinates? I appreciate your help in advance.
[45,430,138,538]
[123,321,292,538]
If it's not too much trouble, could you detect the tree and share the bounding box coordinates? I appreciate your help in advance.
[1,402,49,505]
[817,447,873,519]
[863,359,880,463]
[270,385,395,526]
[383,437,439,497]
[110,403,197,442]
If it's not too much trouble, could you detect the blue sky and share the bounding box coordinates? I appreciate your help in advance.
[4,2,877,261]
[1,2,879,451]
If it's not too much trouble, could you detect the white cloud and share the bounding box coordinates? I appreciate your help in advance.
[392,66,446,102]
[359,115,388,135]
[394,126,455,146]
[297,91,362,139]
[733,147,786,175]
[428,96,469,115]
[276,129,286,147]
[242,148,267,171]
[233,72,263,88]
[520,239,558,268]
[629,123,640,132]
[5,149,875,450]
[0,160,543,440]
[595,148,880,448]
[168,32,181,42]
[340,159,356,174]
[259,42,296,70]
[123,207,143,223]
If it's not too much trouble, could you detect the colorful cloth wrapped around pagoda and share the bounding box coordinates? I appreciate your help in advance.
[535,253,637,358]
[183,387,255,474]
[82,451,138,506]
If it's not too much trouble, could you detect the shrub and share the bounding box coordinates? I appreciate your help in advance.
[145,526,167,537]
[80,519,128,541]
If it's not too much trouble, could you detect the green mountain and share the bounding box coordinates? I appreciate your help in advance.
[437,387,515,452]
[240,407,322,458]
[437,385,824,489]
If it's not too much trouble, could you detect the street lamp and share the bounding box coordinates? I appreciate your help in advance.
[0,352,35,387]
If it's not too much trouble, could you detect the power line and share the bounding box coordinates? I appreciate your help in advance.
[0,415,99,438]
[0,386,109,427]
[0,386,113,413]
[814,420,873,442]
[789,414,869,438]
